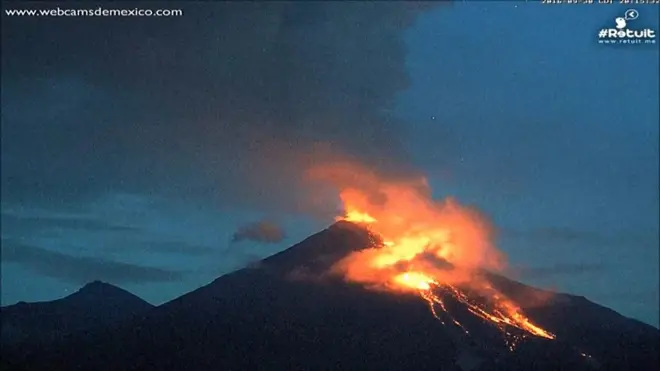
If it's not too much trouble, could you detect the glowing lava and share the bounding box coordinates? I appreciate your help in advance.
[393,270,555,343]
[306,161,556,349]
[340,210,377,224]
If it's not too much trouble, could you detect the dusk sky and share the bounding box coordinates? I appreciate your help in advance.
[2,2,658,327]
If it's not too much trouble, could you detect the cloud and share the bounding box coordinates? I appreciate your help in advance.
[0,212,139,234]
[232,220,286,244]
[105,240,216,256]
[504,227,607,245]
[595,289,660,303]
[511,262,606,280]
[1,240,183,284]
[504,226,658,253]
[1,2,439,213]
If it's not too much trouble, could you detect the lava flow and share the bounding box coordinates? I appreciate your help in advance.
[306,161,556,349]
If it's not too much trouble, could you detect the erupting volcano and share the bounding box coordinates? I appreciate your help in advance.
[5,181,659,371]
[307,161,556,349]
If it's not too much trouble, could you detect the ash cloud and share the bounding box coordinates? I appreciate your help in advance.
[232,220,286,244]
[2,2,439,213]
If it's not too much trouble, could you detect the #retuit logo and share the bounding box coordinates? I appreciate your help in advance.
[598,9,657,45]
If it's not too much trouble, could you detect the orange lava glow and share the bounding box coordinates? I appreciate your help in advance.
[306,161,556,346]
[340,210,377,224]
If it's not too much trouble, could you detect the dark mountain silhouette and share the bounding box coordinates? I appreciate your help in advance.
[1,280,153,346]
[3,222,659,371]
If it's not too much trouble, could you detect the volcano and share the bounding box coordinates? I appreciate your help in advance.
[3,222,659,371]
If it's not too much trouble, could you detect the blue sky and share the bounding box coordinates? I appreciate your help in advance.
[1,2,658,326]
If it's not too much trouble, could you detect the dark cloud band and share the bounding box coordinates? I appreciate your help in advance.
[2,240,184,284]
[2,3,438,213]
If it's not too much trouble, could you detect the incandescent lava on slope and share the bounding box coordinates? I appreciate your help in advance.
[306,161,556,350]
